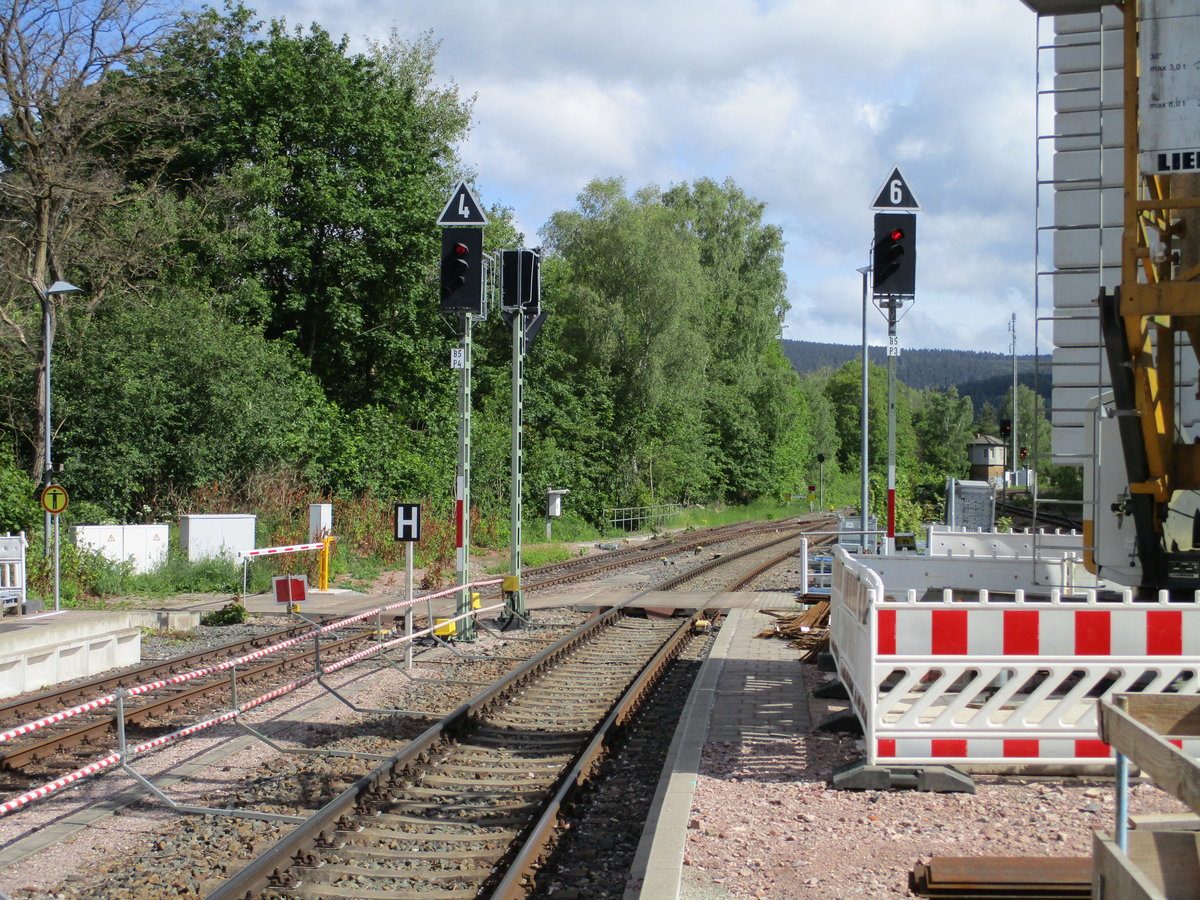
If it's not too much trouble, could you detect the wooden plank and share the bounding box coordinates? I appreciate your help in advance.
[925,855,1091,886]
[1130,813,1200,832]
[1100,701,1200,816]
[1124,831,1200,898]
[1092,833,1166,900]
[1121,694,1200,737]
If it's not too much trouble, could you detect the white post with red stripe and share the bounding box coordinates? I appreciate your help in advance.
[829,546,1200,768]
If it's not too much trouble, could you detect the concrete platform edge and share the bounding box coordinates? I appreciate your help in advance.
[622,608,744,899]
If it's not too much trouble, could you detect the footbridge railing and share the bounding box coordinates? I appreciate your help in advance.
[829,546,1200,767]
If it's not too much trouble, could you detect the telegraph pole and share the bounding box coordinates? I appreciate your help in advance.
[1010,313,1018,475]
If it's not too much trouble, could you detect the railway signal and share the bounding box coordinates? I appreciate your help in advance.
[501,248,540,314]
[440,227,484,314]
[872,212,915,297]
[437,181,488,639]
[869,167,919,555]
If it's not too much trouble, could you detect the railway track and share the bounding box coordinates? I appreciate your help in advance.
[0,517,814,780]
[0,627,375,776]
[0,516,830,898]
[208,609,699,900]
[485,518,811,597]
[203,523,827,899]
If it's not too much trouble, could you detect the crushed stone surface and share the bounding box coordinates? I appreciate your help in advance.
[680,666,1191,900]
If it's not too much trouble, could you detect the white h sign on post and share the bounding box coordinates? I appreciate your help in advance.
[394,502,421,668]
[395,503,422,542]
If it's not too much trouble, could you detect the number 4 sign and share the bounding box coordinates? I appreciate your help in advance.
[437,181,489,226]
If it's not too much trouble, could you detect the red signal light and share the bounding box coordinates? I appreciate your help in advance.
[453,242,469,256]
[889,228,903,241]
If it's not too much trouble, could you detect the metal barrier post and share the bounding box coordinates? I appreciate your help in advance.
[319,536,334,590]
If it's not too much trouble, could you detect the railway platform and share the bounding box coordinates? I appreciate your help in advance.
[625,593,811,899]
[0,611,142,698]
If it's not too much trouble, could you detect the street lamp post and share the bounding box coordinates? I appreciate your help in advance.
[40,281,81,585]
[857,265,871,546]
[41,281,81,542]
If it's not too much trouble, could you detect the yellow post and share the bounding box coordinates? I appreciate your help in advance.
[319,535,335,591]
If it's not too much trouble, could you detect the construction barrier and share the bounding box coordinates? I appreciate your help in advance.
[798,538,832,597]
[0,531,27,611]
[829,546,1200,767]
[237,536,335,593]
[0,576,504,816]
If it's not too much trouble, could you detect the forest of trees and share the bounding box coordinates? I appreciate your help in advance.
[0,1,1073,553]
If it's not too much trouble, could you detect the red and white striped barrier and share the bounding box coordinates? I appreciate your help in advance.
[0,580,508,745]
[875,606,1200,657]
[0,753,122,815]
[0,577,507,816]
[875,736,1200,763]
[236,542,325,560]
[829,546,1200,768]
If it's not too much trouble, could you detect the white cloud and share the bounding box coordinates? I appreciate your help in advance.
[243,0,1043,350]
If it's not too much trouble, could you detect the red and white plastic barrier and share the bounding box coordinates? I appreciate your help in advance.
[236,542,325,560]
[0,753,122,815]
[0,577,506,816]
[829,546,1200,767]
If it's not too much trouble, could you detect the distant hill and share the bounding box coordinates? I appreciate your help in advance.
[781,339,1042,414]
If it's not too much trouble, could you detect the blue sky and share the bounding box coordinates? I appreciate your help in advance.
[245,0,1043,353]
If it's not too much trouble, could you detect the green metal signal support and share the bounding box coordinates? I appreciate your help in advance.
[505,304,527,622]
[455,311,476,640]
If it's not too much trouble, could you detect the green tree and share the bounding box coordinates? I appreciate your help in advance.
[663,178,793,500]
[914,386,975,477]
[54,288,333,517]
[824,359,916,478]
[0,0,184,477]
[157,15,471,413]
[1001,383,1052,471]
[541,179,712,507]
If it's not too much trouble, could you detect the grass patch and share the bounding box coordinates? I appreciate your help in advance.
[201,601,248,626]
[123,550,245,597]
[483,544,577,573]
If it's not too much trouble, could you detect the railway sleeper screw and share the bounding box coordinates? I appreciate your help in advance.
[335,815,363,833]
[267,869,300,888]
[315,830,345,850]
[292,849,322,868]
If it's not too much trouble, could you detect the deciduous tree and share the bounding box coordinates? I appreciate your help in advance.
[0,0,182,476]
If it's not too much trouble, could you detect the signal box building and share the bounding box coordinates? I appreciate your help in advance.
[967,435,1006,483]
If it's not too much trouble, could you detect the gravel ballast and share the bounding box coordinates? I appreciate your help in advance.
[679,664,1191,900]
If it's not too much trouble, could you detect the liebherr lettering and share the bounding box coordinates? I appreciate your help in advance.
[1156,150,1200,172]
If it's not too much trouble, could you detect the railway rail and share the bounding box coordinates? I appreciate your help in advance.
[0,516,829,898]
[205,521,826,899]
[482,517,809,597]
[0,518,808,780]
[0,630,372,773]
[208,608,700,900]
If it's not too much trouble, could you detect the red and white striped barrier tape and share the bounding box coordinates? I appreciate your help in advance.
[236,542,325,560]
[0,753,122,815]
[0,578,504,745]
[0,588,510,818]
